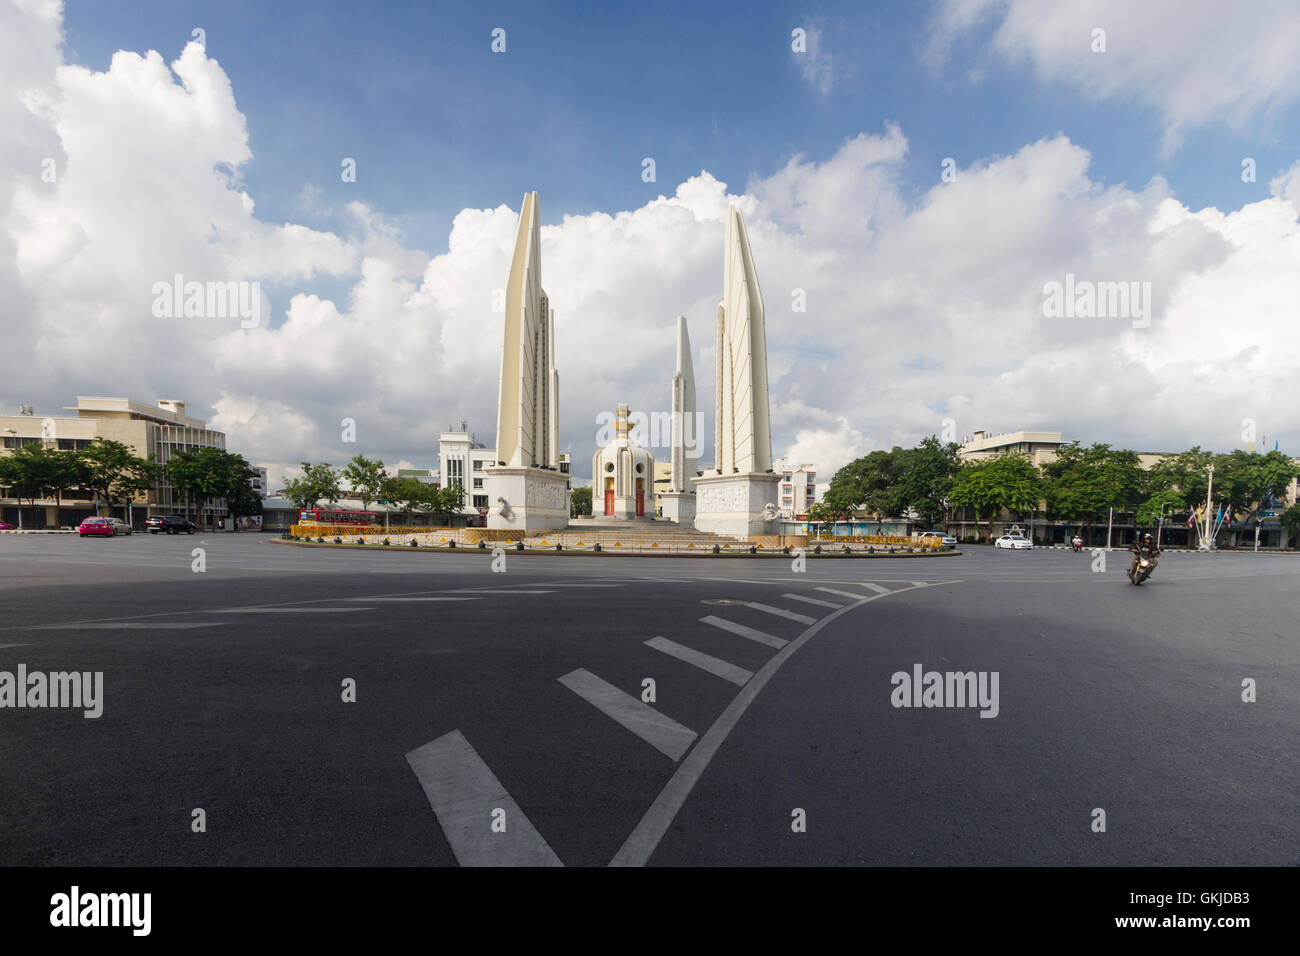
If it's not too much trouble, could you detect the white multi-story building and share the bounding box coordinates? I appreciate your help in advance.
[774,458,817,519]
[438,423,496,513]
[250,466,269,498]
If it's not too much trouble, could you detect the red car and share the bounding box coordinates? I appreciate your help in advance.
[0,522,14,530]
[78,517,115,537]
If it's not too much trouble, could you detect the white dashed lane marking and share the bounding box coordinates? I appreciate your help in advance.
[857,582,892,594]
[37,622,226,630]
[644,637,753,686]
[214,607,373,613]
[699,615,788,649]
[743,602,817,625]
[345,596,478,602]
[781,593,844,609]
[558,668,698,761]
[405,730,563,867]
[817,586,875,600]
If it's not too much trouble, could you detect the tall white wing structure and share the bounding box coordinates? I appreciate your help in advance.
[714,205,772,475]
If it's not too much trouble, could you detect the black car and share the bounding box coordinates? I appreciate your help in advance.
[146,515,196,534]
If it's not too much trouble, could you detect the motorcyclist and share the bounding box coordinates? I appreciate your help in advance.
[1071,534,1083,552]
[1127,532,1160,579]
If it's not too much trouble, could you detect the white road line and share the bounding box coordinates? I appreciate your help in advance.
[0,643,31,648]
[644,637,753,686]
[817,586,875,600]
[405,730,562,867]
[909,581,932,588]
[214,607,373,613]
[558,669,698,761]
[539,583,621,588]
[781,593,844,609]
[699,615,788,649]
[445,589,555,595]
[743,602,817,625]
[857,582,892,594]
[38,623,225,630]
[344,596,478,602]
[612,581,930,867]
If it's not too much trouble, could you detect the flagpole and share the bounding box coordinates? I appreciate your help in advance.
[1202,463,1214,550]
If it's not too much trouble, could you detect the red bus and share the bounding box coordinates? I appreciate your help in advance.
[298,508,380,526]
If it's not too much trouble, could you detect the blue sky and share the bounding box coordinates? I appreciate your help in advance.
[62,0,1296,253]
[8,0,1300,486]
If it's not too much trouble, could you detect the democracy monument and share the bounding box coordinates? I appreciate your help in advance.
[485,192,780,541]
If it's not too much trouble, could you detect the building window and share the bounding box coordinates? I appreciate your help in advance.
[472,460,483,470]
[3,436,42,449]
[472,495,488,508]
[472,478,483,489]
[57,439,92,450]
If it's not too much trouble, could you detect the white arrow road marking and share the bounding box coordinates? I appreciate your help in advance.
[558,669,698,761]
[743,602,816,625]
[699,615,787,649]
[781,593,844,609]
[405,730,562,867]
[644,637,753,686]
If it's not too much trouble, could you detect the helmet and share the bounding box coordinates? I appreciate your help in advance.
[1143,533,1153,541]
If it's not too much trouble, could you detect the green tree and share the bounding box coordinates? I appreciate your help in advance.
[1134,489,1187,533]
[380,476,439,523]
[823,448,905,532]
[82,439,156,520]
[278,462,342,511]
[1041,443,1144,540]
[1146,447,1215,511]
[1281,502,1300,550]
[0,443,61,527]
[893,436,961,529]
[1214,449,1296,546]
[342,454,387,510]
[166,447,260,527]
[433,482,465,525]
[570,486,592,517]
[950,454,1042,543]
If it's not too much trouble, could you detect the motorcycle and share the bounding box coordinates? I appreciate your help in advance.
[1071,537,1083,552]
[1131,553,1157,585]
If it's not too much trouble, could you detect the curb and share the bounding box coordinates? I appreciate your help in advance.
[268,539,964,559]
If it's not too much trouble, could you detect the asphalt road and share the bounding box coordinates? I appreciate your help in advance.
[0,533,1295,866]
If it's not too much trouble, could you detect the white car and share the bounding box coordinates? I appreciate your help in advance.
[995,533,1033,550]
[105,517,132,535]
[917,531,957,549]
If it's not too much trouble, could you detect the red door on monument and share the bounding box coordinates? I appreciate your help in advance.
[635,492,644,516]
[605,490,614,516]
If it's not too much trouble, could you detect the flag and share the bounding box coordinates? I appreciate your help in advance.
[1187,512,1194,528]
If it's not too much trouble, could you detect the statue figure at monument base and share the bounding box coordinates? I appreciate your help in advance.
[692,471,781,539]
[485,465,570,531]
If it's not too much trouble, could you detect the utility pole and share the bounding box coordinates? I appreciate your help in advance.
[1106,506,1113,550]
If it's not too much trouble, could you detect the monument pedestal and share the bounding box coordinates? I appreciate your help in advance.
[485,466,569,532]
[659,491,696,524]
[692,472,781,539]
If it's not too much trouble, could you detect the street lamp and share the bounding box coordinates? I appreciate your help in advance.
[1156,500,1173,550]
